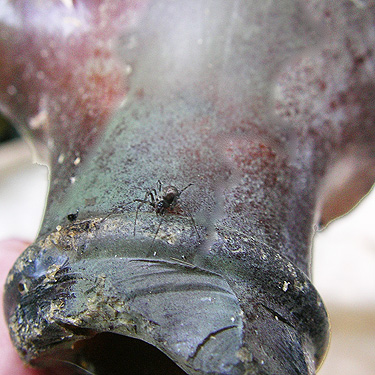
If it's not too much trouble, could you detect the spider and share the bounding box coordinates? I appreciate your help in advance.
[103,180,198,241]
[132,180,194,238]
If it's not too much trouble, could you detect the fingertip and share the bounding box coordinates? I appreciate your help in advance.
[0,239,47,375]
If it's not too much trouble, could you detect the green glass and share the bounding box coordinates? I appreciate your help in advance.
[2,1,374,374]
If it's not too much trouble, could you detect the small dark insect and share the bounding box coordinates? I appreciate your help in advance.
[103,180,198,241]
[67,210,79,222]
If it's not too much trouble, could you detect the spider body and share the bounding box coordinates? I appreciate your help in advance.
[149,185,180,215]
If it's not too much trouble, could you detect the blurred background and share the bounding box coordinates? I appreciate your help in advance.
[0,117,374,375]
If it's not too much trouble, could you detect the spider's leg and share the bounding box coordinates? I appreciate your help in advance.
[180,206,200,241]
[54,359,96,375]
[134,200,146,237]
[100,200,134,223]
[152,215,165,244]
[179,183,193,194]
[133,190,150,236]
[157,180,162,192]
[149,189,157,205]
[134,199,150,203]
